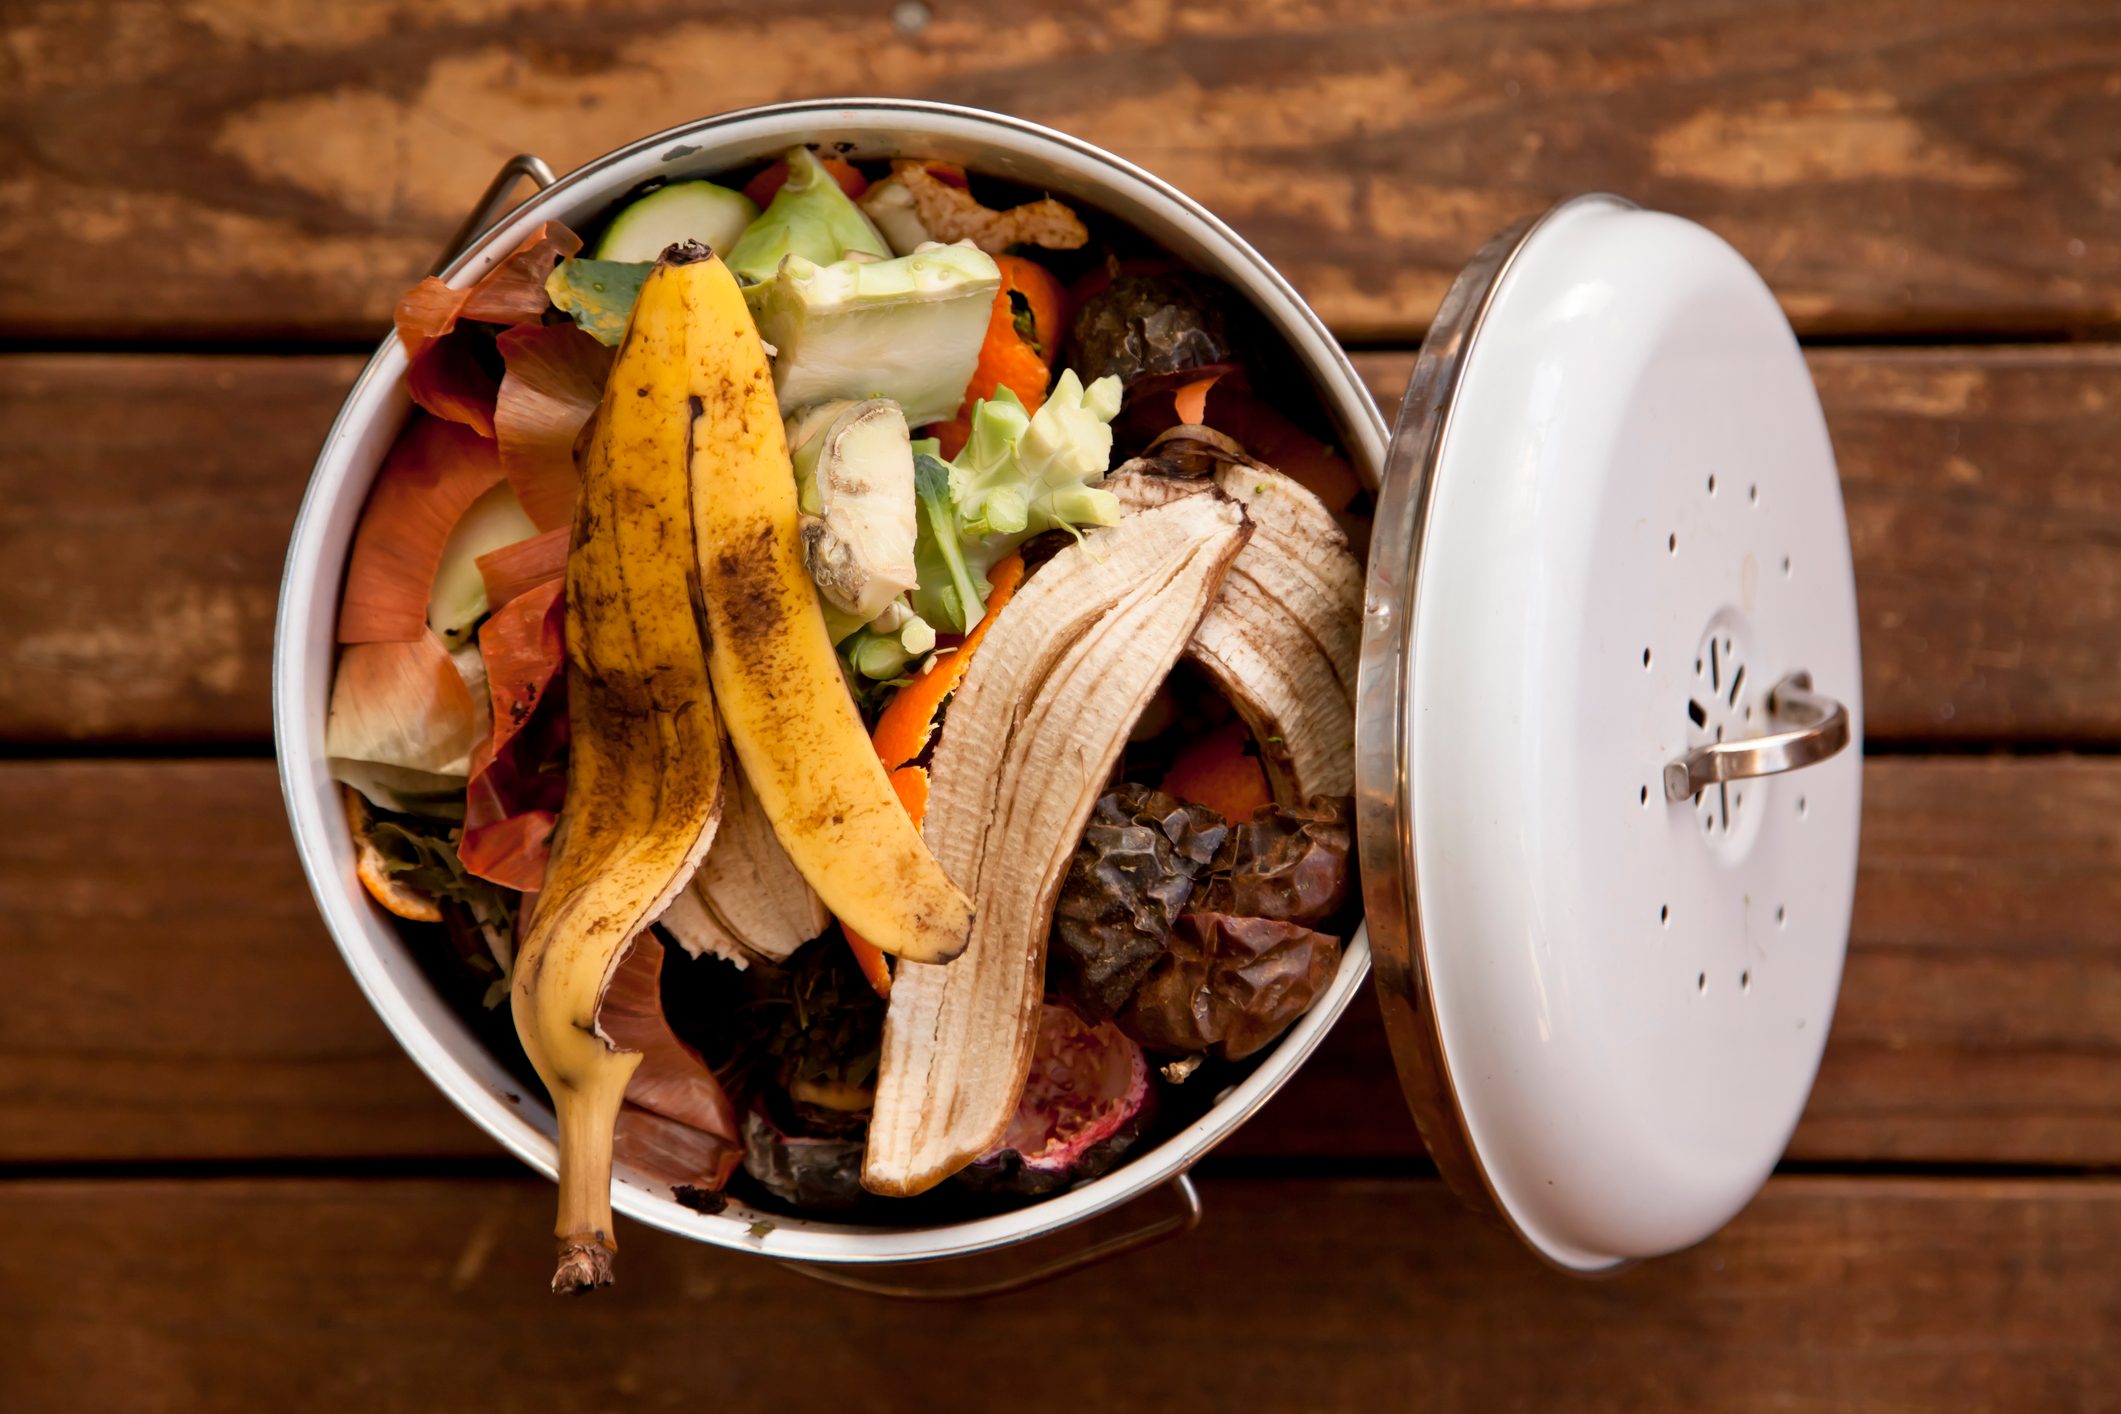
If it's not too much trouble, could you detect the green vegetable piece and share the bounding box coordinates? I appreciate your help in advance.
[593,180,759,262]
[747,242,1000,427]
[544,257,650,346]
[847,628,914,681]
[724,147,889,285]
[427,483,537,649]
[906,370,1125,631]
[912,452,986,633]
[950,370,1124,541]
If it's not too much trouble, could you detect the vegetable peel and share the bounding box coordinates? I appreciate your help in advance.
[338,416,505,645]
[866,491,1250,1196]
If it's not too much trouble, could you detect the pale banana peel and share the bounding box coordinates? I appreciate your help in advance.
[1110,463,1362,799]
[865,492,1250,1195]
[510,252,728,1293]
[657,745,829,968]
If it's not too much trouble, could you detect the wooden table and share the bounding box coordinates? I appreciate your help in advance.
[4,3,2118,1409]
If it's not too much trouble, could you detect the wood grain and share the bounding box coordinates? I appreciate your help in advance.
[7,345,2119,744]
[4,756,2114,1166]
[5,1175,2116,1412]
[4,1,2118,341]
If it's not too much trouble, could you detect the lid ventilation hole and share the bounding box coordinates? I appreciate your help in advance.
[1660,904,1670,926]
[1748,483,1759,505]
[1775,904,1787,928]
[1697,972,1708,993]
[1669,532,1678,555]
[1741,970,1752,992]
[1707,474,1717,495]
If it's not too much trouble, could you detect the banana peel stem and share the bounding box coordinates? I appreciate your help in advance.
[551,1073,634,1291]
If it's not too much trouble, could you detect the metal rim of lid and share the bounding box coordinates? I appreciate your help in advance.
[1352,192,1642,1272]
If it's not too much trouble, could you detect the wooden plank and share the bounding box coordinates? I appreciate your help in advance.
[0,354,342,744]
[4,1,2118,341]
[7,345,2119,744]
[3,756,2114,1166]
[5,1175,2116,1412]
[0,759,489,1162]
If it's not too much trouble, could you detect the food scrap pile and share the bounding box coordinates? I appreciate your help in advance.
[324,147,1365,1290]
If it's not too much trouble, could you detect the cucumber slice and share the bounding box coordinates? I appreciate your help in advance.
[428,482,539,648]
[592,181,760,262]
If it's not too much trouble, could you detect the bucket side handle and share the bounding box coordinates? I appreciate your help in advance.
[430,153,560,276]
[778,1171,1203,1301]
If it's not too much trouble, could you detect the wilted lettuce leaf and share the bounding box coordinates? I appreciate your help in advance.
[1049,784,1227,1021]
[1117,912,1340,1061]
[365,812,519,927]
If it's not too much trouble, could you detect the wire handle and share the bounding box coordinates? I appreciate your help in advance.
[1664,670,1851,801]
[777,1172,1203,1301]
[430,153,559,275]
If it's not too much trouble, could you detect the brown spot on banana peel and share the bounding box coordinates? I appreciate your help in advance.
[511,254,728,1295]
[683,284,972,966]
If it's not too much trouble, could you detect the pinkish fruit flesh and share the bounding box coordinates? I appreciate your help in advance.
[966,1002,1151,1194]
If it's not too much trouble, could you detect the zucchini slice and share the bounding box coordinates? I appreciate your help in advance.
[592,181,759,262]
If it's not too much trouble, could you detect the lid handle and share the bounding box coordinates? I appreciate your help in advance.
[1662,670,1851,802]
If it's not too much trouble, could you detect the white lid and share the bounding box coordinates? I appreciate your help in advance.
[1353,195,1864,1271]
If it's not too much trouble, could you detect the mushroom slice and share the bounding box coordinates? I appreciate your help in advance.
[657,745,830,969]
[864,491,1251,1196]
[1110,457,1363,799]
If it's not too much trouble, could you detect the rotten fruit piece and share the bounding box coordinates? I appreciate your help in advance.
[1068,270,1240,387]
[685,251,973,967]
[960,1003,1152,1198]
[510,251,729,1294]
[743,1106,869,1212]
[1049,785,1227,1022]
[866,491,1250,1196]
[1193,796,1356,930]
[1159,719,1272,822]
[656,747,829,970]
[344,786,443,923]
[1118,912,1341,1061]
[1110,452,1361,800]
